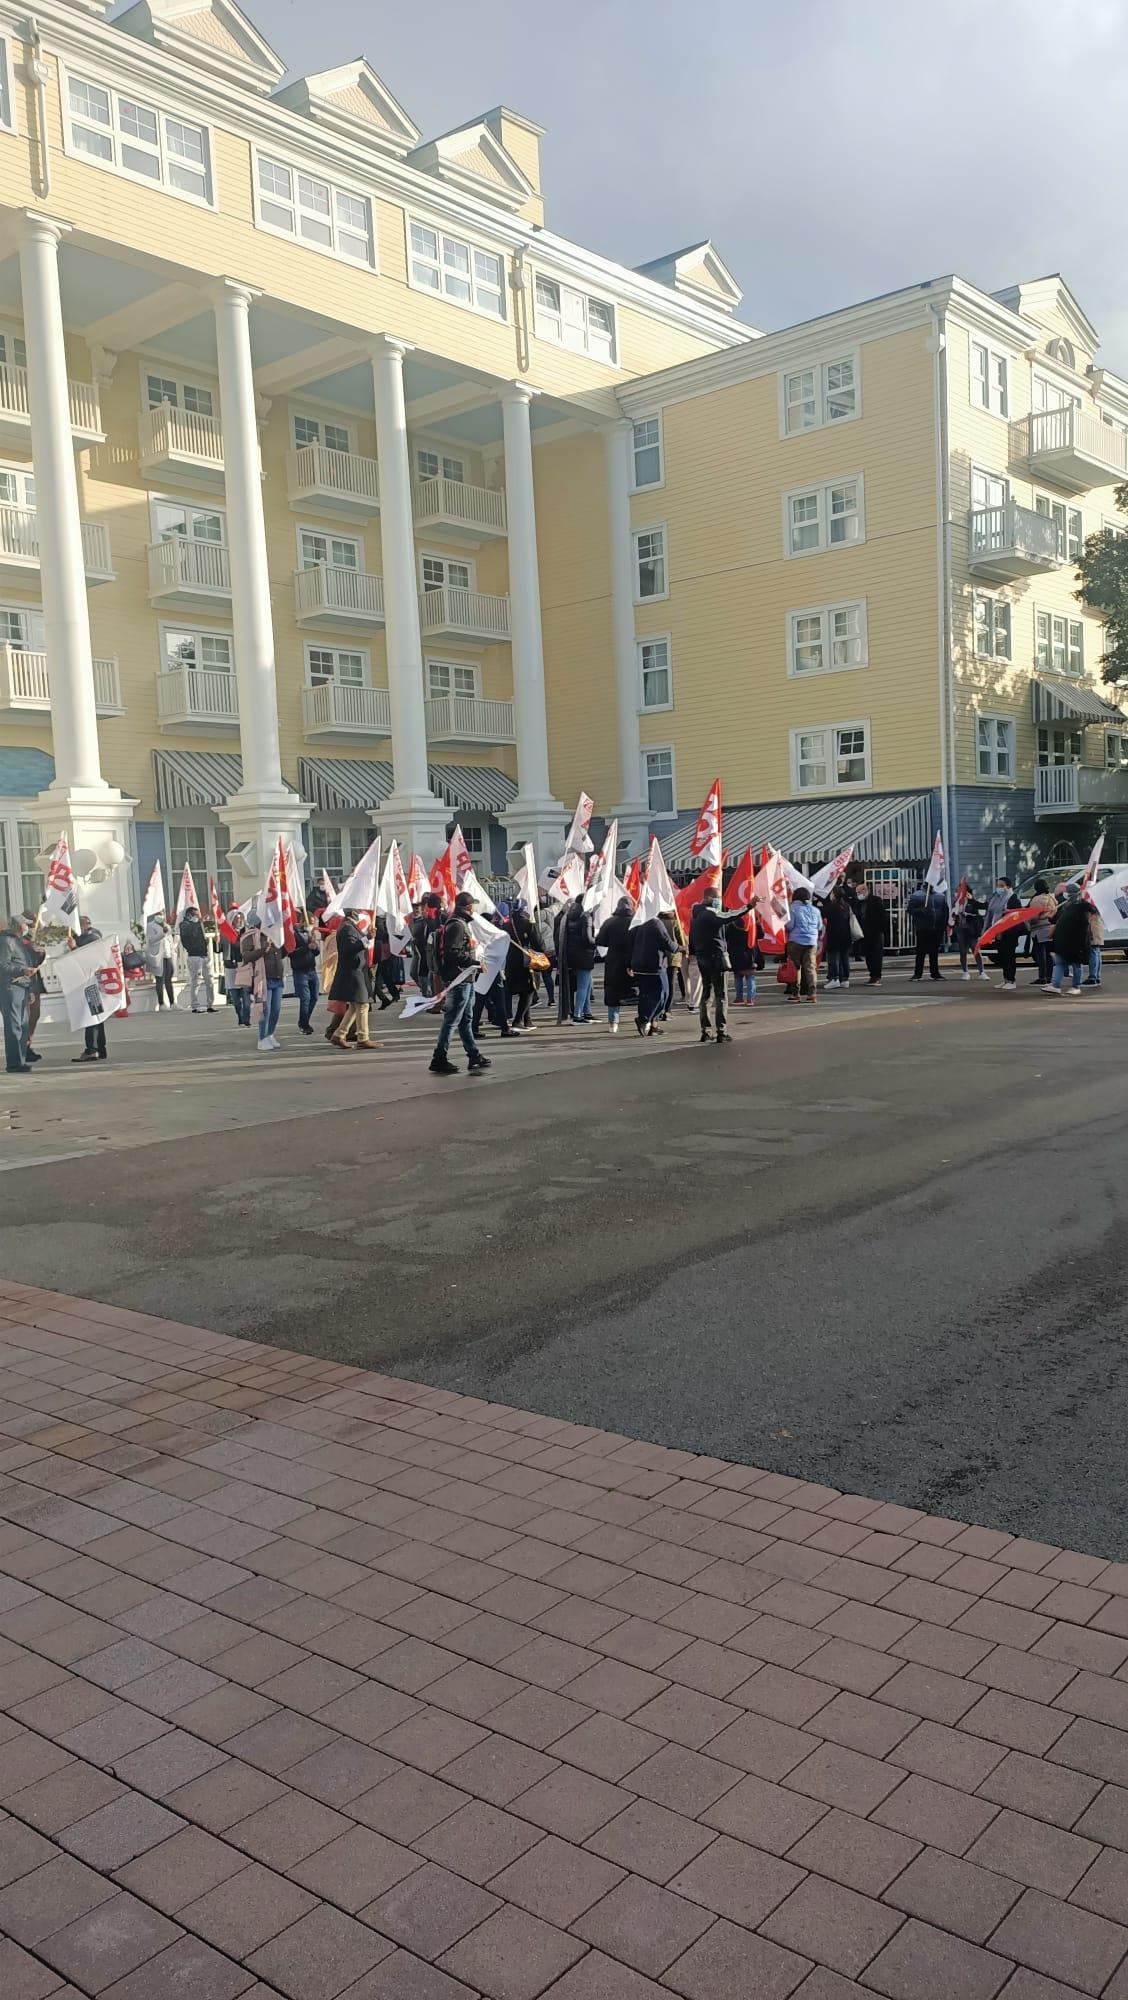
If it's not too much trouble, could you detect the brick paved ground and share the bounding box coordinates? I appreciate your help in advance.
[2,1286,1128,1996]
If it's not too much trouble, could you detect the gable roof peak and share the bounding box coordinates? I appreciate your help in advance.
[271,57,419,158]
[113,0,285,94]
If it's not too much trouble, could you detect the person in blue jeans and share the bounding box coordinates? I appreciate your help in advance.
[430,891,492,1077]
[241,913,287,1051]
[289,916,320,1036]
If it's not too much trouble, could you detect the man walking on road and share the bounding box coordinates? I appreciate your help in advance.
[430,890,491,1078]
[179,903,215,1013]
[689,889,752,1043]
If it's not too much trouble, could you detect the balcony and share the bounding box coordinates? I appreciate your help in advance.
[0,646,121,718]
[0,362,102,448]
[1035,761,1128,816]
[139,403,224,487]
[413,476,507,544]
[147,537,232,610]
[425,694,516,745]
[302,679,391,739]
[1012,407,1128,495]
[0,507,113,587]
[419,586,511,644]
[156,664,239,731]
[968,501,1063,581]
[287,444,379,520]
[293,563,385,630]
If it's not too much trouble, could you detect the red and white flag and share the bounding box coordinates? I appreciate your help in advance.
[262,845,284,947]
[141,860,166,922]
[36,833,80,934]
[55,935,128,1032]
[208,875,224,932]
[430,825,472,906]
[925,831,948,897]
[630,836,677,929]
[276,840,298,953]
[377,840,414,952]
[689,779,722,870]
[582,819,620,926]
[622,855,643,908]
[724,844,758,944]
[544,852,586,904]
[513,842,539,919]
[1080,833,1105,904]
[565,792,595,856]
[174,861,199,923]
[809,845,854,899]
[324,837,381,923]
[752,845,791,954]
[406,853,431,904]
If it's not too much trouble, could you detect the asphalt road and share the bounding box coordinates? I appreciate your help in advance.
[3,971,1126,1554]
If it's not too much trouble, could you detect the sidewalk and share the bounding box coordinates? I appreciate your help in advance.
[2,1288,1128,1997]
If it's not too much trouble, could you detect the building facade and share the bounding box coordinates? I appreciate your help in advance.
[0,0,1125,932]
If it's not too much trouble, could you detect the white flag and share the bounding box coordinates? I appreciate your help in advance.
[514,842,540,921]
[141,860,166,921]
[1080,833,1105,902]
[809,845,854,899]
[377,840,414,953]
[779,853,815,895]
[630,837,677,929]
[582,819,619,927]
[469,910,510,993]
[400,962,477,1019]
[37,833,81,933]
[565,792,595,855]
[544,853,585,905]
[459,865,497,916]
[925,831,948,896]
[55,936,129,1033]
[174,862,200,922]
[1089,864,1128,931]
[324,837,381,921]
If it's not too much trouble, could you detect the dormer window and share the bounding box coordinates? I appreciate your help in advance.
[64,70,212,205]
[256,154,373,267]
[408,221,506,320]
[533,277,616,363]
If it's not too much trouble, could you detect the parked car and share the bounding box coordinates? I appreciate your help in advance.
[1017,863,1128,951]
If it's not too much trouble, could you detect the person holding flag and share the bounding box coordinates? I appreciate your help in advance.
[221,906,251,1025]
[178,898,215,1013]
[289,905,321,1036]
[144,903,176,1010]
[0,913,42,1074]
[429,889,492,1077]
[688,883,754,1043]
[241,906,288,1051]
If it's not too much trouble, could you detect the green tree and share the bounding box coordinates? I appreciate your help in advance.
[1076,484,1128,683]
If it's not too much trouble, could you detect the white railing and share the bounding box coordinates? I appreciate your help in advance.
[1017,407,1128,480]
[419,586,511,639]
[425,694,516,742]
[1035,764,1080,812]
[0,363,101,434]
[287,444,379,507]
[414,476,507,535]
[0,646,120,712]
[0,506,111,575]
[968,502,1061,565]
[302,680,391,734]
[148,538,231,595]
[294,563,385,620]
[156,665,238,724]
[139,402,224,468]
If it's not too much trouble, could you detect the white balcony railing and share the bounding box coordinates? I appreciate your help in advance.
[1013,407,1128,491]
[139,402,224,470]
[156,665,238,726]
[302,680,391,736]
[147,538,232,596]
[414,476,507,536]
[0,646,121,714]
[968,501,1062,574]
[1035,760,1128,815]
[419,586,511,640]
[287,444,379,510]
[425,694,516,743]
[0,362,101,436]
[294,563,386,622]
[1035,763,1080,813]
[0,506,112,577]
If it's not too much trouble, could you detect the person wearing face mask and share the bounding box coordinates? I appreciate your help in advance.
[241,908,287,1051]
[986,876,1022,990]
[328,908,380,1051]
[688,889,753,1044]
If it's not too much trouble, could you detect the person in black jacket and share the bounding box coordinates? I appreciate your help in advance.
[179,904,215,1012]
[823,885,855,990]
[289,914,320,1035]
[629,912,675,1037]
[430,890,491,1077]
[557,895,598,1024]
[728,911,757,1008]
[594,899,635,1034]
[689,893,752,1043]
[506,900,545,1031]
[859,885,889,987]
[906,883,949,982]
[411,892,442,997]
[327,912,377,1051]
[1045,888,1092,996]
[70,918,109,1063]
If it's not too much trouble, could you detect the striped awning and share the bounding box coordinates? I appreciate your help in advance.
[153,750,242,812]
[662,791,934,869]
[1032,676,1125,726]
[427,764,517,813]
[297,757,393,814]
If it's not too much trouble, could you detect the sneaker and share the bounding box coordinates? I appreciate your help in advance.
[1038,984,1059,995]
[961,971,971,982]
[716,1031,733,1044]
[700,1029,712,1043]
[429,1056,458,1076]
[979,971,991,982]
[206,1006,216,1014]
[1067,986,1083,997]
[255,1038,274,1051]
[609,1022,618,1034]
[467,1054,492,1073]
[825,980,839,991]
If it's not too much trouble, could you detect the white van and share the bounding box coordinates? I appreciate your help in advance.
[1016,864,1128,950]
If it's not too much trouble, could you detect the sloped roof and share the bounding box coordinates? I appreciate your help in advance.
[113,0,285,94]
[635,240,743,313]
[407,120,535,212]
[272,59,420,159]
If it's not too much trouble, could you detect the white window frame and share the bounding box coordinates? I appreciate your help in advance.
[459,822,486,858]
[60,63,214,208]
[976,712,1016,781]
[252,147,374,270]
[1033,374,1082,415]
[532,271,617,364]
[784,475,865,558]
[1036,609,1084,677]
[406,215,507,322]
[1037,726,1082,767]
[974,593,1012,662]
[0,328,27,372]
[0,603,44,649]
[0,39,16,134]
[296,523,364,572]
[1106,730,1128,771]
[633,524,668,604]
[637,635,673,713]
[790,720,872,794]
[642,744,676,819]
[165,820,233,911]
[142,367,217,419]
[0,461,35,510]
[1034,494,1083,562]
[971,342,1009,417]
[159,621,235,676]
[630,415,663,491]
[415,446,466,485]
[426,658,481,701]
[779,351,859,436]
[291,409,354,455]
[787,599,868,679]
[304,643,371,688]
[419,550,474,593]
[149,495,226,545]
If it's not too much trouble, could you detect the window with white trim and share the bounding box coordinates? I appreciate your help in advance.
[293,413,351,454]
[306,645,368,686]
[409,220,505,318]
[971,468,1007,514]
[643,746,675,816]
[974,594,1011,660]
[1035,494,1083,560]
[633,526,667,600]
[0,818,42,926]
[0,41,13,133]
[1106,730,1128,770]
[788,600,867,677]
[427,660,478,699]
[421,554,471,592]
[638,637,672,711]
[152,498,224,544]
[1036,611,1083,676]
[0,463,34,510]
[256,154,373,266]
[299,528,360,571]
[533,275,616,362]
[1033,374,1081,414]
[782,356,857,434]
[416,449,465,484]
[1038,726,1081,766]
[977,714,1015,779]
[632,418,662,489]
[145,371,214,417]
[459,823,485,857]
[0,604,43,649]
[65,72,212,203]
[0,332,27,371]
[162,626,234,675]
[971,343,1009,416]
[786,477,863,556]
[792,721,870,792]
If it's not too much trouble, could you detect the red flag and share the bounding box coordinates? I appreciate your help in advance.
[978,905,1030,953]
[622,856,642,908]
[689,779,722,869]
[725,845,758,944]
[407,853,430,903]
[675,867,720,931]
[430,841,456,905]
[208,875,224,931]
[753,846,791,955]
[276,839,297,954]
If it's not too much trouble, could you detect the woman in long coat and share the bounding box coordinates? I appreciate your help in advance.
[595,898,635,1033]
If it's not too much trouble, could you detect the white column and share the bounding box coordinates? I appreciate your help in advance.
[369,336,448,863]
[210,279,306,879]
[499,383,565,859]
[19,212,135,932]
[606,420,650,857]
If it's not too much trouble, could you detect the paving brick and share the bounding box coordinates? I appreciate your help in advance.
[706,1710,813,1780]
[247,1906,394,1997]
[879,1661,983,1725]
[863,1918,1013,2000]
[352,1767,466,1842]
[585,1799,715,1885]
[98,1933,255,2000]
[885,1844,1022,1942]
[873,1773,998,1856]
[490,1834,623,1927]
[116,1823,249,1912]
[808,1690,917,1758]
[283,1738,398,1808]
[165,1760,286,1833]
[38,1892,182,1992]
[548,1712,659,1782]
[337,1947,477,1997]
[62,1792,184,1870]
[889,1718,1008,1792]
[960,1690,1073,1757]
[7,1759,125,1833]
[570,1872,712,1977]
[179,1862,318,1957]
[510,1765,625,1841]
[414,1799,542,1883]
[1074,1784,1128,1851]
[667,1831,804,1924]
[627,1742,740,1816]
[1068,1846,1128,1925]
[785,1740,905,1814]
[787,1808,919,1896]
[762,1872,903,1977]
[362,1861,497,1958]
[965,1810,1100,1898]
[701,1769,826,1853]
[0,1813,59,1887]
[662,1916,813,2000]
[979,1752,1103,1829]
[438,1904,585,2000]
[0,1854,118,1945]
[0,1936,73,2000]
[991,1887,1128,1995]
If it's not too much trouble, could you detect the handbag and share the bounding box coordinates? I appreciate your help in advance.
[777,955,798,985]
[848,911,864,944]
[234,961,253,989]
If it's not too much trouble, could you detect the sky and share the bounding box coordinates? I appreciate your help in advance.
[254,0,1128,368]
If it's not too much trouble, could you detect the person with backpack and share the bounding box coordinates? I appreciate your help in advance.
[429,890,491,1077]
